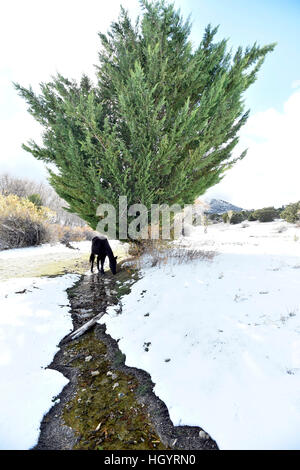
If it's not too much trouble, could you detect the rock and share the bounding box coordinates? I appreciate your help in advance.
[111,373,118,380]
[95,422,102,431]
[91,370,99,377]
[85,355,92,362]
[199,430,208,439]
[112,382,119,390]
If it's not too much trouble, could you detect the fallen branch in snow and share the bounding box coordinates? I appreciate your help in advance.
[15,288,28,294]
[61,311,106,344]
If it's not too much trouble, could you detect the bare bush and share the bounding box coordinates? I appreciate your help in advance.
[128,239,215,269]
[43,224,96,245]
[148,246,215,268]
[0,216,49,248]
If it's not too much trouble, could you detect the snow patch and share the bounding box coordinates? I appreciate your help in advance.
[0,274,78,449]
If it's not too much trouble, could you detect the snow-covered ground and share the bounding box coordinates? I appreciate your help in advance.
[0,274,78,449]
[99,220,300,450]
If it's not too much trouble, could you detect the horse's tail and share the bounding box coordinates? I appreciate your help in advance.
[89,253,95,263]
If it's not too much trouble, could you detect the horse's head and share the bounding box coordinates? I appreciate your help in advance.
[109,256,118,275]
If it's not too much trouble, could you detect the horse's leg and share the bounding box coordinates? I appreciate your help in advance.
[90,253,95,273]
[100,254,105,274]
[97,255,100,273]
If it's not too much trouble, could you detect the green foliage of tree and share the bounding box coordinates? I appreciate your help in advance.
[281,202,300,223]
[14,0,275,237]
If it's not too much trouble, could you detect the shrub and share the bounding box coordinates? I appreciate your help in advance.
[247,212,257,221]
[0,194,97,250]
[222,212,228,223]
[0,194,54,248]
[127,238,215,270]
[250,207,279,222]
[229,211,246,224]
[207,213,223,223]
[0,173,88,227]
[222,210,249,224]
[281,202,300,223]
[27,193,43,208]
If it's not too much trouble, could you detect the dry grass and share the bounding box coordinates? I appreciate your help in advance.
[127,239,215,269]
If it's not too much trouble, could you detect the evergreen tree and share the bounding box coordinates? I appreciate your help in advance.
[281,202,300,223]
[15,0,275,238]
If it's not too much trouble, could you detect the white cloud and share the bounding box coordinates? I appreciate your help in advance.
[205,90,300,209]
[0,0,140,86]
[0,102,47,182]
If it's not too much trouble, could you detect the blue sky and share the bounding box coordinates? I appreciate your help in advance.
[0,0,299,208]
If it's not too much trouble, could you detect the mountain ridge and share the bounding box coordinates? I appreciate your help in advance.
[204,198,244,214]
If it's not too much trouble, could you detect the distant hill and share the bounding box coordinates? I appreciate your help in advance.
[205,199,244,214]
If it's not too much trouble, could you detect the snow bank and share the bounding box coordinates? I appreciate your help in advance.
[0,274,78,449]
[0,241,91,260]
[99,221,300,449]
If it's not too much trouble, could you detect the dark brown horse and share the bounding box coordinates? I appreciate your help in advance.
[89,236,117,274]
